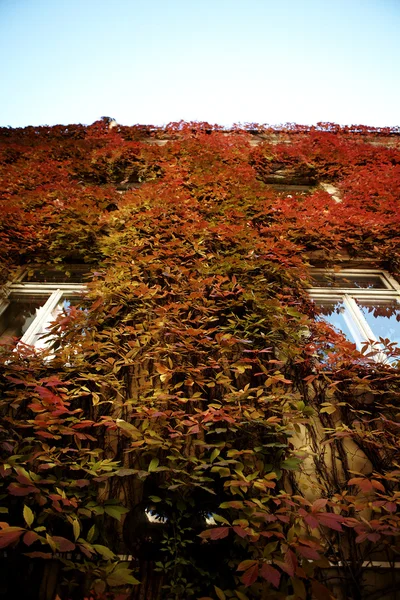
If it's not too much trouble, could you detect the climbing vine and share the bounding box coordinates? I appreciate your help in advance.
[0,120,400,600]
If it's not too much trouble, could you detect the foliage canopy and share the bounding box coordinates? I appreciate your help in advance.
[1,121,400,600]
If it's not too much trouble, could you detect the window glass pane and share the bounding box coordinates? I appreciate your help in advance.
[311,273,387,289]
[356,299,400,345]
[316,300,357,342]
[54,298,74,313]
[0,296,48,344]
[33,298,78,348]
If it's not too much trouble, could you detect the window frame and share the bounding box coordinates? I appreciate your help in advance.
[0,274,86,349]
[308,269,400,359]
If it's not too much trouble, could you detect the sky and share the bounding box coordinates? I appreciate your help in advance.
[0,0,399,128]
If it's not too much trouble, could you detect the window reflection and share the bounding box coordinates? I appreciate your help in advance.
[309,269,400,364]
[317,300,356,342]
[356,299,400,345]
[205,513,217,526]
[144,507,168,524]
[0,296,47,344]
[34,298,78,349]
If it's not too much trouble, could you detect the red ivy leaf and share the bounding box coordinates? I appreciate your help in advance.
[297,545,321,560]
[348,477,373,492]
[275,550,297,577]
[8,483,40,496]
[242,563,259,587]
[233,525,248,538]
[0,465,11,477]
[53,536,76,552]
[0,527,25,548]
[74,479,90,488]
[285,549,297,576]
[304,514,319,529]
[23,531,39,546]
[36,431,58,439]
[311,498,327,512]
[210,527,230,540]
[316,513,343,532]
[24,552,52,559]
[78,544,93,558]
[260,563,281,588]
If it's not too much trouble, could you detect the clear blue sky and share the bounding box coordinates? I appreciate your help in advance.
[0,0,399,128]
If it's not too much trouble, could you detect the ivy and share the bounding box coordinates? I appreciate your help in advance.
[0,121,400,599]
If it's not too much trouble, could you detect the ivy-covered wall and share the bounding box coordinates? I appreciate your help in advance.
[0,121,400,600]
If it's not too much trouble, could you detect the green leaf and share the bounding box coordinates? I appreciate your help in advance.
[281,457,302,470]
[292,577,307,600]
[91,505,105,516]
[93,580,106,595]
[106,567,140,586]
[211,466,231,477]
[93,544,115,559]
[148,458,159,472]
[235,591,249,600]
[104,505,129,520]
[15,467,32,481]
[212,513,230,525]
[210,448,220,462]
[87,525,96,542]
[263,541,278,556]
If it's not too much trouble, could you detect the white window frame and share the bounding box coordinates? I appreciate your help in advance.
[0,273,86,349]
[308,269,400,360]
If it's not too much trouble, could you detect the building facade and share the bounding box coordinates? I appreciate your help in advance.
[1,121,400,599]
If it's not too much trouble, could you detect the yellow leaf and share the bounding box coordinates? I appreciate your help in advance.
[23,505,34,528]
[72,519,80,541]
[214,586,226,600]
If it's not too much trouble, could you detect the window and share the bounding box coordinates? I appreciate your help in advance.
[0,268,86,349]
[308,269,400,361]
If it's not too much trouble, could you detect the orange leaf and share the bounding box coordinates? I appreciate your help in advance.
[311,498,327,512]
[371,480,385,492]
[237,560,257,572]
